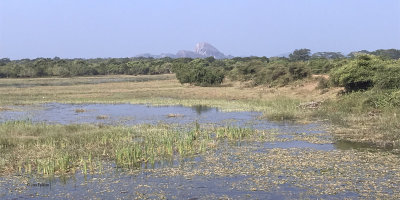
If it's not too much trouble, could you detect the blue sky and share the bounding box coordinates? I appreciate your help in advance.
[1,0,399,59]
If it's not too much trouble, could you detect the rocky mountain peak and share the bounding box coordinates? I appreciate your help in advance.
[194,42,226,59]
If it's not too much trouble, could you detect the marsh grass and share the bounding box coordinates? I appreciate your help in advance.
[215,127,254,140]
[256,97,304,121]
[0,121,257,176]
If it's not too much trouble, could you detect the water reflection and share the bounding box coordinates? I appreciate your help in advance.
[334,140,396,151]
[191,105,215,115]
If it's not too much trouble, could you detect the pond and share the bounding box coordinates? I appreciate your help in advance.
[0,103,322,134]
[1,103,399,199]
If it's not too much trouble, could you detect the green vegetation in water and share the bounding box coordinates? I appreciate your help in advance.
[0,121,259,176]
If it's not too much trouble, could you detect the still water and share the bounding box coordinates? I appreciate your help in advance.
[0,103,322,133]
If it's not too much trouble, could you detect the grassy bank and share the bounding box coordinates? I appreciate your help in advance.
[313,90,400,149]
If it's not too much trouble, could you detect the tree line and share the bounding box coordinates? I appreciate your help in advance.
[1,48,399,90]
[0,57,174,78]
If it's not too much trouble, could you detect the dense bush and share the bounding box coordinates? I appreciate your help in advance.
[173,58,225,86]
[361,90,400,109]
[229,60,310,86]
[287,62,310,80]
[228,60,265,82]
[330,55,400,92]
[374,63,400,90]
[330,55,384,91]
[0,57,174,78]
[307,58,347,74]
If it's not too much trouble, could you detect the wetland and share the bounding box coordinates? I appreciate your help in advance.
[1,74,399,199]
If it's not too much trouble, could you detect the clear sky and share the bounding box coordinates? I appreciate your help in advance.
[1,0,399,59]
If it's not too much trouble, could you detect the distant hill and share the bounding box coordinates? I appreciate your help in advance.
[274,52,291,58]
[136,42,231,59]
[176,50,203,58]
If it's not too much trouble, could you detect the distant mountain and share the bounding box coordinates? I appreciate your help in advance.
[194,42,227,59]
[135,53,177,59]
[159,53,177,58]
[135,42,230,59]
[135,53,158,58]
[176,50,203,58]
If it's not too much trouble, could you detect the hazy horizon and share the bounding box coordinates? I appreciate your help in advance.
[1,0,400,59]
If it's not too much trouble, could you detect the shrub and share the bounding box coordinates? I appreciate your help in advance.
[307,58,346,74]
[228,60,310,87]
[361,90,400,109]
[374,63,400,90]
[255,61,310,86]
[228,60,264,82]
[330,55,384,91]
[331,55,400,92]
[173,59,225,86]
[287,62,310,80]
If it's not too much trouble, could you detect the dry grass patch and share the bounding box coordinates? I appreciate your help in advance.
[0,75,339,106]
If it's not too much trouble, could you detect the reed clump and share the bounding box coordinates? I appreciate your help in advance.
[75,109,86,113]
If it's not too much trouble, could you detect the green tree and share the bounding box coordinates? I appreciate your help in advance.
[311,52,344,59]
[289,49,311,61]
[0,58,11,66]
[371,49,400,60]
